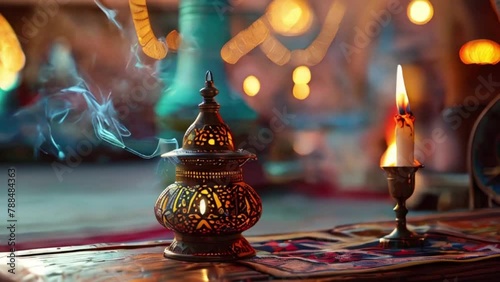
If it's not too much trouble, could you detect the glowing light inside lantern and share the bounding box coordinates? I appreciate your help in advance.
[459,39,500,65]
[199,199,206,215]
[396,65,411,115]
[243,75,260,96]
[292,66,311,84]
[407,0,434,25]
[293,84,310,100]
[267,0,313,36]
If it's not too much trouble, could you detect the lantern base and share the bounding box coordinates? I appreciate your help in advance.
[164,233,256,262]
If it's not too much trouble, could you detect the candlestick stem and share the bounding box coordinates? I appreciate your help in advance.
[396,201,407,231]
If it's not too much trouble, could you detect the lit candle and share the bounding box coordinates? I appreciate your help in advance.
[395,65,414,166]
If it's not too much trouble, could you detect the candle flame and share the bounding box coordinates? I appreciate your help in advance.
[396,65,411,115]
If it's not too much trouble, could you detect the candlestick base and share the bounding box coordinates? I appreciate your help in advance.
[381,165,425,249]
[379,229,425,249]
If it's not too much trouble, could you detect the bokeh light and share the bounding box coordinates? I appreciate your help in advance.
[166,30,181,51]
[293,84,310,100]
[0,14,25,91]
[243,75,261,97]
[130,0,168,59]
[266,0,313,36]
[407,0,434,25]
[293,131,317,156]
[0,65,19,91]
[459,39,500,65]
[292,66,311,84]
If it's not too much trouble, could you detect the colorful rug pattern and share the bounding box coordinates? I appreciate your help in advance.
[243,209,500,278]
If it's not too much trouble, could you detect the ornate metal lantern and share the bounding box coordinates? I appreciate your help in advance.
[154,71,262,261]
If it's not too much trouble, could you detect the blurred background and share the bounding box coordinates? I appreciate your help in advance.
[0,0,499,249]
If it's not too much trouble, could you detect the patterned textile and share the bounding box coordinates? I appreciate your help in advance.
[243,209,500,278]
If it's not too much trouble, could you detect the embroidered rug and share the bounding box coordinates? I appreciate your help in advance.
[243,209,500,278]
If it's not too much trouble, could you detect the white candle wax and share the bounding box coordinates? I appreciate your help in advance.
[395,65,415,166]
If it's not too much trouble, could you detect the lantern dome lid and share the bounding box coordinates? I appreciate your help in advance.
[161,71,255,161]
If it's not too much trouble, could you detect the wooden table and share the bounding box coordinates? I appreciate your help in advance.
[3,209,499,282]
[2,242,498,282]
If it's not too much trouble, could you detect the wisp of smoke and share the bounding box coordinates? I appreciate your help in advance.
[63,81,178,159]
[94,0,123,30]
[0,1,179,169]
[8,34,177,164]
[13,63,177,161]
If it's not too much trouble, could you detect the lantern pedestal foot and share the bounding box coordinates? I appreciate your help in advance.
[164,233,255,262]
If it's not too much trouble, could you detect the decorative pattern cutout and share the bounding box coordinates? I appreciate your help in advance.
[184,125,234,151]
[156,181,262,235]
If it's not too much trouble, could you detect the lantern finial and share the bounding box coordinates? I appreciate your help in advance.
[200,70,218,101]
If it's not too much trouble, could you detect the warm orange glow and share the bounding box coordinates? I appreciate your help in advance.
[396,65,411,114]
[293,84,310,100]
[384,115,396,147]
[293,131,317,156]
[259,35,292,66]
[129,0,168,59]
[243,75,260,97]
[292,66,311,84]
[407,0,434,25]
[0,15,25,72]
[381,112,397,167]
[459,39,500,65]
[0,66,19,91]
[222,1,344,66]
[266,0,313,36]
[380,141,397,167]
[0,14,25,91]
[200,269,209,282]
[166,30,181,51]
[381,141,421,167]
[221,18,269,65]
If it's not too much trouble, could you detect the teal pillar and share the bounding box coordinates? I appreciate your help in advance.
[0,89,7,116]
[155,0,257,137]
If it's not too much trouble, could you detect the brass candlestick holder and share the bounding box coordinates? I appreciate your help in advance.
[154,71,262,262]
[380,165,425,248]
